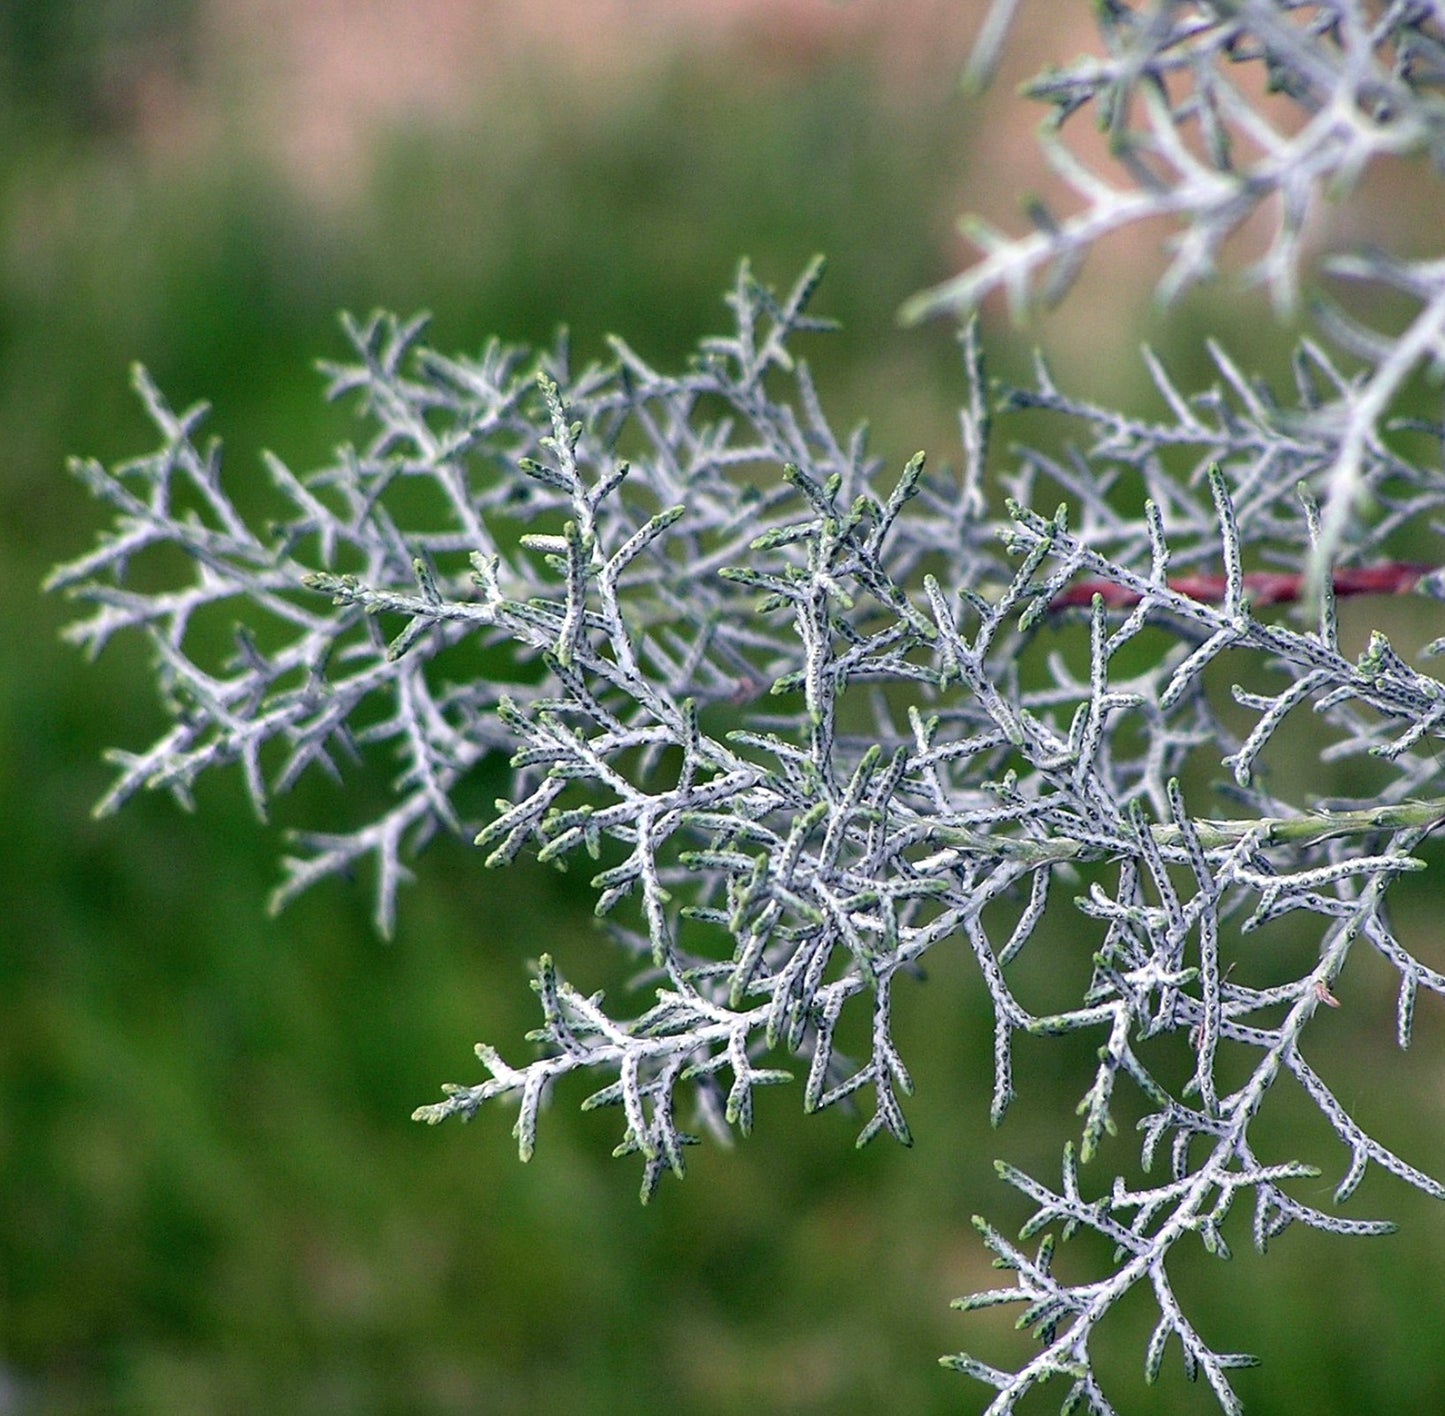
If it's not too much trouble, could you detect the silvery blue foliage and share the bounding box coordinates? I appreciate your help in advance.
[49,2,1445,1411]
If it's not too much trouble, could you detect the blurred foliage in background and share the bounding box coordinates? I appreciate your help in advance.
[5,3,1444,1412]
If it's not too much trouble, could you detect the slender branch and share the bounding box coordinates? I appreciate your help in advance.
[1048,562,1436,612]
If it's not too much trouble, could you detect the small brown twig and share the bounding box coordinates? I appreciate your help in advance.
[1048,562,1436,613]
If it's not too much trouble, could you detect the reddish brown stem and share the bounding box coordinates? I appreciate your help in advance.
[1048,562,1436,613]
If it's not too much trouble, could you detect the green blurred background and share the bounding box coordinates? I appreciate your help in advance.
[5,2,1445,1412]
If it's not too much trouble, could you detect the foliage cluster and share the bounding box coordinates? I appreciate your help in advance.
[49,3,1445,1411]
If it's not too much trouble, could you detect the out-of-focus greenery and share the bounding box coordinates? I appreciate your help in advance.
[6,9,1445,1414]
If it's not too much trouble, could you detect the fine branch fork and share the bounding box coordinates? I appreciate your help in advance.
[50,3,1445,1412]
